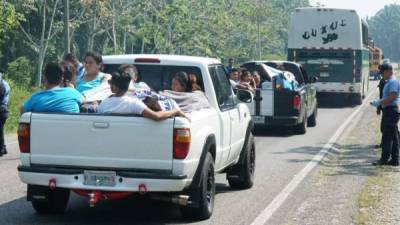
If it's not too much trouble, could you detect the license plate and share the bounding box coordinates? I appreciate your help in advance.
[84,171,116,187]
[320,72,330,77]
[252,116,265,124]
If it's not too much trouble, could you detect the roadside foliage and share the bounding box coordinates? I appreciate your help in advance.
[1,0,310,132]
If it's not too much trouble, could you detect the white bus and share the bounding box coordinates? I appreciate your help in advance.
[287,7,370,104]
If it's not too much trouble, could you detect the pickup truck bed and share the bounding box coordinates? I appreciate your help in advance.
[242,61,318,134]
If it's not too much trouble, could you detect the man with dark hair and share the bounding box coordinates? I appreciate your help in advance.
[0,72,10,157]
[97,72,188,121]
[63,53,85,78]
[118,64,150,91]
[20,63,83,113]
[371,63,400,166]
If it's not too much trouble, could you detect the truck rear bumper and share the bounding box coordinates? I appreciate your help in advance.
[315,82,362,94]
[18,165,190,192]
[252,115,299,126]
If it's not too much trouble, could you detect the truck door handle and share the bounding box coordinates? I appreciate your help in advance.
[93,122,109,129]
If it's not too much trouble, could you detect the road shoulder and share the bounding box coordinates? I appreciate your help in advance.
[283,100,399,225]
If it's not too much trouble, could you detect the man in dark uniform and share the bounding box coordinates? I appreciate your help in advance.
[377,67,386,147]
[371,64,400,166]
[0,72,10,157]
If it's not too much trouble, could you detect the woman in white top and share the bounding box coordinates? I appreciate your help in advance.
[97,71,188,121]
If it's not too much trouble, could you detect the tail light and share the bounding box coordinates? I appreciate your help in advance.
[134,58,160,63]
[18,123,30,153]
[293,95,301,110]
[173,128,191,159]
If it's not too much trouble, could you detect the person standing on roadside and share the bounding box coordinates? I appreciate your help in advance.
[226,58,234,75]
[371,64,399,166]
[0,72,10,157]
[377,67,386,147]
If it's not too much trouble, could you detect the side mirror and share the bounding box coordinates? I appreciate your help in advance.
[236,89,253,103]
[310,76,318,83]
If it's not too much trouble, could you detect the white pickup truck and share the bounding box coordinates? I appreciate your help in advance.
[17,55,255,220]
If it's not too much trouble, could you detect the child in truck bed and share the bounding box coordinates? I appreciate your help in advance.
[97,71,189,121]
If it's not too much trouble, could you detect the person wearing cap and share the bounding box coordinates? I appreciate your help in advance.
[0,72,10,157]
[371,63,400,166]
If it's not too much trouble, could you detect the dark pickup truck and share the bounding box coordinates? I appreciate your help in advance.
[241,61,318,134]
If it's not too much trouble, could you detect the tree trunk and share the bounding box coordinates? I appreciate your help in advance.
[111,1,117,54]
[141,36,145,53]
[37,0,47,87]
[63,0,70,54]
[122,28,127,53]
[88,16,97,52]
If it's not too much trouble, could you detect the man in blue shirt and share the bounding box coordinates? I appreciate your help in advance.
[21,63,83,114]
[372,63,400,166]
[0,72,10,157]
[226,58,234,75]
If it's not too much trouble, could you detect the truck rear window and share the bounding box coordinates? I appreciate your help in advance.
[103,64,203,92]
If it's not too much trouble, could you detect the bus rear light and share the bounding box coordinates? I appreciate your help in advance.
[49,178,57,190]
[18,123,30,153]
[293,95,301,110]
[173,128,191,159]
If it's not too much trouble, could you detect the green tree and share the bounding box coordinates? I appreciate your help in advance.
[368,4,400,61]
[0,1,22,44]
[4,57,34,86]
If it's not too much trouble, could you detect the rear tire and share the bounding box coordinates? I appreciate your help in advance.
[352,93,362,105]
[307,105,317,127]
[227,134,255,189]
[294,113,307,134]
[31,187,70,214]
[181,152,215,220]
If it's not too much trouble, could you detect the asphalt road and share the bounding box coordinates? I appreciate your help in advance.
[0,81,378,225]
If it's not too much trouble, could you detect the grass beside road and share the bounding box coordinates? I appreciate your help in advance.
[354,168,390,225]
[353,107,400,225]
[5,81,35,134]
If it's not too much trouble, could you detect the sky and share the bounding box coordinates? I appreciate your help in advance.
[309,0,400,18]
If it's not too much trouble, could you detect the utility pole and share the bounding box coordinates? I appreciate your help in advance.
[63,0,70,54]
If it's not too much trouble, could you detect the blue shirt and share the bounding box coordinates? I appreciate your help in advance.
[23,87,83,113]
[76,72,105,94]
[382,76,400,108]
[0,80,10,106]
[226,65,233,75]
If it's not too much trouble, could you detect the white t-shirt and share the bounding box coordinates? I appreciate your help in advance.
[97,95,147,115]
[230,79,238,88]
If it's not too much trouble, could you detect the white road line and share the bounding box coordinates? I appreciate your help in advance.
[7,141,17,145]
[250,90,376,225]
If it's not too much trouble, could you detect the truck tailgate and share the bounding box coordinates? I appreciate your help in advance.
[248,88,274,116]
[274,88,302,117]
[29,113,174,171]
